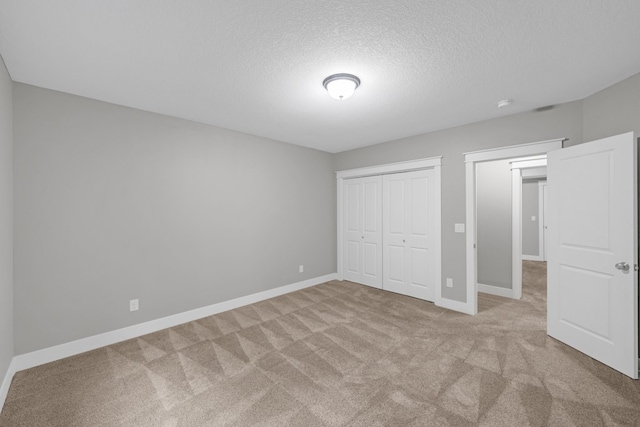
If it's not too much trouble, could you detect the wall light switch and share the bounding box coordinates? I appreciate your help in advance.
[454,223,465,233]
[531,216,536,221]
[299,265,304,273]
[129,299,139,312]
[446,278,453,288]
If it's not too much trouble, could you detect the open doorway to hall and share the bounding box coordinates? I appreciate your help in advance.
[464,138,564,316]
[521,179,547,263]
[475,156,547,304]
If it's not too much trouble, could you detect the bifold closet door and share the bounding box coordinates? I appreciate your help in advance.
[343,176,383,288]
[383,169,435,301]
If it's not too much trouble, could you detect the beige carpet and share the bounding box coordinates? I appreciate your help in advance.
[2,261,640,426]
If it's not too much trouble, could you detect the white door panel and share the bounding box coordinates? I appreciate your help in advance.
[346,241,360,274]
[364,182,378,232]
[383,170,435,301]
[344,181,362,280]
[410,248,429,286]
[387,180,404,234]
[388,245,405,283]
[547,132,638,379]
[558,266,612,339]
[363,242,378,277]
[346,183,360,232]
[343,176,382,288]
[411,176,429,236]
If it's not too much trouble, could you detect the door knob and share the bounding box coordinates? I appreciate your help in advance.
[615,262,630,272]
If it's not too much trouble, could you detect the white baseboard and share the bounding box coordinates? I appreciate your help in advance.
[478,283,514,298]
[0,358,19,413]
[438,297,476,315]
[522,254,544,262]
[1,273,337,411]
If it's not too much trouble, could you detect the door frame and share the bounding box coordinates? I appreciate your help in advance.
[538,181,548,261]
[520,173,547,263]
[336,157,442,305]
[464,139,565,315]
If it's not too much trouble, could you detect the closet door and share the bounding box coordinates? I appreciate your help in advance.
[343,176,383,288]
[383,169,435,301]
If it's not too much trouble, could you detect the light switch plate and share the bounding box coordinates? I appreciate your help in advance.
[454,223,465,233]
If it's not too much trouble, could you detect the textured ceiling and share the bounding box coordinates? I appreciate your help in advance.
[1,1,639,153]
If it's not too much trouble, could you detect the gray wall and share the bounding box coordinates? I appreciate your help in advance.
[10,69,640,354]
[476,159,512,288]
[0,57,13,385]
[522,180,540,257]
[13,84,336,354]
[583,73,640,142]
[334,101,583,301]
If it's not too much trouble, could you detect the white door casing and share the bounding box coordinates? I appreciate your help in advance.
[539,181,548,261]
[464,139,565,315]
[343,176,383,288]
[383,169,436,302]
[547,132,638,379]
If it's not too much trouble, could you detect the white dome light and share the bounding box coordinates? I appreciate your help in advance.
[323,73,361,100]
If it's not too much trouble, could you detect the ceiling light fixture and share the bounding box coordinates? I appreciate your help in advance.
[323,73,360,100]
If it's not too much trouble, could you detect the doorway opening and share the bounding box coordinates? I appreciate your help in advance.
[473,155,547,300]
[463,138,565,315]
[521,178,547,262]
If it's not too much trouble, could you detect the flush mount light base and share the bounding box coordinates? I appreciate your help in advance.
[497,99,513,108]
[323,73,361,100]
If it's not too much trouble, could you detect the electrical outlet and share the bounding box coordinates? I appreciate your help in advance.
[129,299,139,312]
[446,278,453,288]
[531,215,536,221]
[299,265,304,273]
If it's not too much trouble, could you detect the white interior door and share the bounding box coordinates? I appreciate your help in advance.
[540,182,548,261]
[547,132,638,379]
[383,169,435,301]
[343,176,382,288]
